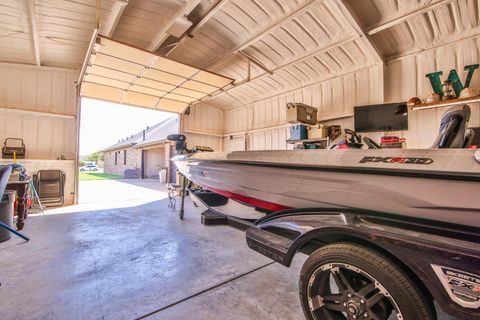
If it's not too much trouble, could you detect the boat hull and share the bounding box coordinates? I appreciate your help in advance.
[174,149,480,228]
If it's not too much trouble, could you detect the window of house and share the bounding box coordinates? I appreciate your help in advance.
[123,150,127,165]
[115,152,117,165]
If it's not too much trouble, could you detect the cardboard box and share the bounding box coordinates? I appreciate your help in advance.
[286,103,317,125]
[308,124,329,139]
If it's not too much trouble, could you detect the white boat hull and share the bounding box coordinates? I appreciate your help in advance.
[174,149,480,228]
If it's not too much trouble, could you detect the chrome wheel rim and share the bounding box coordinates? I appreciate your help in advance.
[307,263,404,320]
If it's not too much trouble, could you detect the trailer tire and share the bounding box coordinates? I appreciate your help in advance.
[299,243,435,320]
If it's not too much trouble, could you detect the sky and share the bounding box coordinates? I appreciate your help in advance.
[79,98,174,156]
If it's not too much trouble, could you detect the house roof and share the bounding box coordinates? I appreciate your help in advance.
[102,116,179,152]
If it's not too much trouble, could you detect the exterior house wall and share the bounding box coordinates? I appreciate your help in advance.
[103,147,141,177]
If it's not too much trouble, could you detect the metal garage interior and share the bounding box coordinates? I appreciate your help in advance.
[0,1,479,320]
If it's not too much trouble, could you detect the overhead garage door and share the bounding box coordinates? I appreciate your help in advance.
[79,36,233,114]
[144,147,165,179]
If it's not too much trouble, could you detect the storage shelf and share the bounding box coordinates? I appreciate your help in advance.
[411,95,480,111]
[286,138,328,144]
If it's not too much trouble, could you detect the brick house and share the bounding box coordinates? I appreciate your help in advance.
[102,116,179,180]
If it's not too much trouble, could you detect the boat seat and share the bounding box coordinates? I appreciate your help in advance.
[431,105,471,148]
[464,128,475,148]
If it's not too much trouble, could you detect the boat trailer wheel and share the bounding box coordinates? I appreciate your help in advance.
[306,263,403,320]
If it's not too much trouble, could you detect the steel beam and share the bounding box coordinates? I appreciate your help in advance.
[367,0,453,36]
[147,0,203,52]
[27,0,41,66]
[204,0,322,69]
[165,0,231,56]
[99,0,128,37]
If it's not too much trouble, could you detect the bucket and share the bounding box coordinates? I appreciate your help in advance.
[0,190,16,242]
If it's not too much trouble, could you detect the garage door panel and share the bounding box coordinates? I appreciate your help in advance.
[96,37,153,65]
[84,74,128,90]
[172,87,207,99]
[152,57,198,78]
[135,78,176,92]
[157,99,189,113]
[182,81,218,94]
[143,68,185,86]
[81,83,124,103]
[164,93,197,103]
[80,36,234,113]
[91,53,144,75]
[129,85,168,97]
[123,91,158,108]
[86,65,134,83]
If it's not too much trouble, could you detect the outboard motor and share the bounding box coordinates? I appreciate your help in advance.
[432,105,472,148]
[167,134,188,154]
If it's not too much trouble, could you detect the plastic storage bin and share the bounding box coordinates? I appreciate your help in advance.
[0,190,16,242]
[289,124,308,141]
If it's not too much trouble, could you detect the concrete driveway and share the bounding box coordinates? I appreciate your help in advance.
[7,178,457,320]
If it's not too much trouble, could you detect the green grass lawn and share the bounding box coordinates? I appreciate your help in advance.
[79,172,123,181]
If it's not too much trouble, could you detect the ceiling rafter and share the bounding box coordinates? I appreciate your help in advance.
[99,0,128,37]
[204,0,322,69]
[27,0,41,66]
[367,0,454,36]
[165,0,231,56]
[338,0,382,64]
[199,35,361,105]
[147,0,203,52]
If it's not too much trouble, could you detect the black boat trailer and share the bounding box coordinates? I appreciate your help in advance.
[177,186,480,320]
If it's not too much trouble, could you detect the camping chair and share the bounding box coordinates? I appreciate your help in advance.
[33,170,66,206]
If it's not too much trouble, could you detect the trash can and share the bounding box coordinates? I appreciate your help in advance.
[0,190,16,242]
[159,168,168,184]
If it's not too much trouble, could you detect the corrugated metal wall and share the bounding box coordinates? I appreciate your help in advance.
[181,102,224,151]
[222,65,383,150]
[0,63,78,159]
[207,36,480,151]
[386,35,480,148]
[0,63,78,204]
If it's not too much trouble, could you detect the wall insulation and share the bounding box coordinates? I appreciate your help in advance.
[222,65,383,151]
[385,35,480,148]
[0,63,78,204]
[200,36,480,151]
[181,102,224,151]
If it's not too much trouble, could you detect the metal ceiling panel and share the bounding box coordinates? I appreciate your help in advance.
[80,36,233,113]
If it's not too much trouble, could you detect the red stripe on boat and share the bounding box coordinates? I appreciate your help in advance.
[203,185,291,212]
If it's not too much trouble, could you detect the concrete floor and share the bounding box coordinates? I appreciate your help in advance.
[0,179,459,320]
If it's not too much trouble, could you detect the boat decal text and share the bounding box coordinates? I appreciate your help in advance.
[359,156,434,165]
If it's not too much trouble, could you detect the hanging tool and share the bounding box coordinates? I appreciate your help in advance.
[0,221,29,241]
